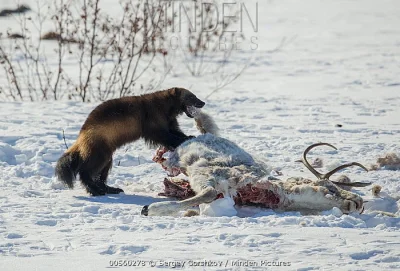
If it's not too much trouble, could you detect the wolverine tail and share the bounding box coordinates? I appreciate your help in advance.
[194,111,220,136]
[55,150,81,189]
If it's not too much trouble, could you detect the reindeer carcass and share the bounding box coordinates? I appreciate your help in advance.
[142,135,370,217]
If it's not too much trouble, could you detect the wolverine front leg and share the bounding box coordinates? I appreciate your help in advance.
[151,130,190,149]
[170,130,194,140]
[168,119,194,141]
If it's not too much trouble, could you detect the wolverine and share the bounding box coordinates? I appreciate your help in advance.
[55,87,205,196]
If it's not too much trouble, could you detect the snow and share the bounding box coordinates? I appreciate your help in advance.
[200,197,238,217]
[1,0,400,270]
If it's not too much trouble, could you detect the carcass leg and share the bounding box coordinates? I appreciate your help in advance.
[142,186,218,216]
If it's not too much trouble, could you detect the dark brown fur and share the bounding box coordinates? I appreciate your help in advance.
[55,88,205,196]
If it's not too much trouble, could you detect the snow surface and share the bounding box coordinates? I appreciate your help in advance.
[1,0,400,270]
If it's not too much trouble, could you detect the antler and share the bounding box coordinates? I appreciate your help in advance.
[295,143,337,179]
[323,162,368,180]
[296,143,369,185]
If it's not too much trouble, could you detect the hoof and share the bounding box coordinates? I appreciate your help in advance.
[141,205,149,216]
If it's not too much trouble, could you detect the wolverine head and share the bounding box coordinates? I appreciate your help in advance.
[172,87,205,118]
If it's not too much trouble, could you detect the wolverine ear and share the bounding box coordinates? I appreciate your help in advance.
[172,87,182,97]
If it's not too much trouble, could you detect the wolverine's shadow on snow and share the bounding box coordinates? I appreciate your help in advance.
[74,193,171,206]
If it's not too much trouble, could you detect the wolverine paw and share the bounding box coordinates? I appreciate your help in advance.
[105,185,124,194]
[89,189,106,196]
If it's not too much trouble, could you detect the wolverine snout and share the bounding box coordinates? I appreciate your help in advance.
[195,100,205,108]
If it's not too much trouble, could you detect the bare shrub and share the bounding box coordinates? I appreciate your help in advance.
[178,1,244,76]
[0,0,172,102]
[1,1,67,101]
[0,0,267,102]
[172,1,256,99]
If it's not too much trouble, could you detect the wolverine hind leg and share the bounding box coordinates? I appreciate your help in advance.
[79,171,104,196]
[78,151,123,196]
[98,159,124,195]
